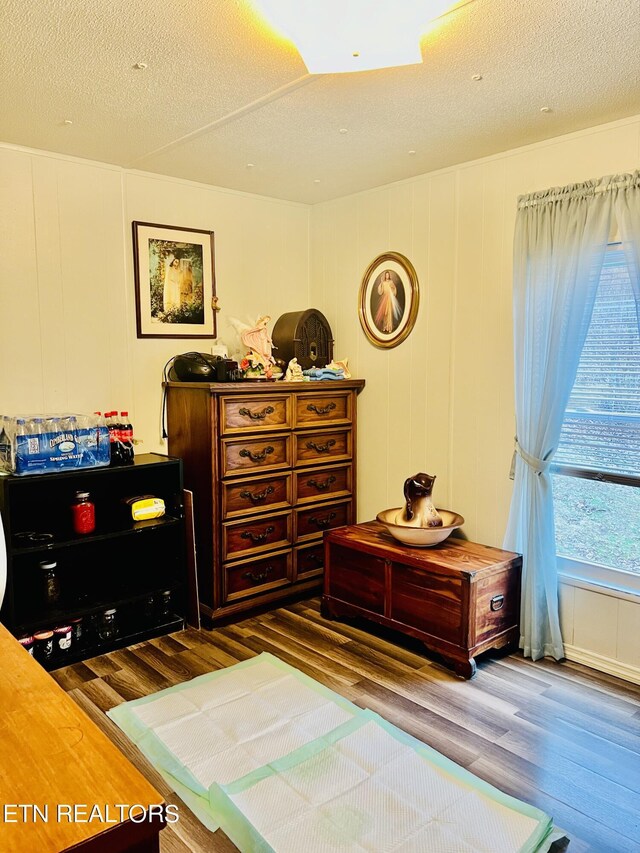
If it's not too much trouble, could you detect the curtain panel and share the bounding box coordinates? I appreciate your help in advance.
[504,172,640,661]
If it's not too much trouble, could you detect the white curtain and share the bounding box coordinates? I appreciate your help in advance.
[504,178,616,661]
[614,171,640,331]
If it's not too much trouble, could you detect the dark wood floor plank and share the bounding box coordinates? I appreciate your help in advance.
[149,634,191,655]
[83,652,123,677]
[224,620,362,687]
[56,600,640,853]
[50,661,97,691]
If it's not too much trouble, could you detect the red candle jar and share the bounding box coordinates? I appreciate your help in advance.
[71,490,95,535]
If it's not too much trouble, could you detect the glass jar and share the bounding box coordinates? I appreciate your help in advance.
[18,635,34,656]
[39,560,61,607]
[54,625,72,654]
[142,595,156,624]
[71,490,95,535]
[158,590,172,618]
[99,608,118,642]
[70,617,83,645]
[33,630,54,662]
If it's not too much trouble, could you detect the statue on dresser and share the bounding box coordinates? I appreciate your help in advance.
[394,473,443,528]
[284,357,305,382]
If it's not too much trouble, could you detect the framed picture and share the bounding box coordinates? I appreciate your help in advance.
[132,221,216,338]
[358,251,419,348]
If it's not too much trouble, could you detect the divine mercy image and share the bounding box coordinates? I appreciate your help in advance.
[148,238,205,325]
[371,268,406,334]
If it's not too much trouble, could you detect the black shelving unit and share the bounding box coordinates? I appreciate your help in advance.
[0,453,187,670]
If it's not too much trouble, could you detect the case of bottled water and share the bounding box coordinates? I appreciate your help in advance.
[0,413,110,475]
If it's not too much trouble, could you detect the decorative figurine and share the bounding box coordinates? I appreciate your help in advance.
[240,315,275,371]
[326,358,351,379]
[394,473,443,528]
[284,357,305,382]
[229,315,280,379]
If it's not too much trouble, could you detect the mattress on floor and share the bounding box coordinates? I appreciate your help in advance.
[107,652,554,851]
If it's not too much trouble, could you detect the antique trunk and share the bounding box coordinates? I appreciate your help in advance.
[323,521,521,678]
[272,310,334,370]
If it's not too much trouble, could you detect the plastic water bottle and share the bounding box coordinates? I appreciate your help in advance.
[28,417,44,455]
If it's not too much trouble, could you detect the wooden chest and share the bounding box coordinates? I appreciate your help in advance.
[166,379,364,622]
[322,521,521,678]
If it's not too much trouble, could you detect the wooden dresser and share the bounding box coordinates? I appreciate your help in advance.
[166,379,365,623]
[323,521,521,678]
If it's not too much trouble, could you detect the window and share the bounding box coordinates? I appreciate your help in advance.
[553,243,640,590]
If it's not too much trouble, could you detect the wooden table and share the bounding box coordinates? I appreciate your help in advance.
[322,522,521,678]
[0,623,165,853]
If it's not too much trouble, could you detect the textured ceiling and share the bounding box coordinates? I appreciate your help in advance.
[1,0,639,203]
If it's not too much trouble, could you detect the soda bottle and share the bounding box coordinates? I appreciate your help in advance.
[120,411,134,464]
[106,411,120,466]
[0,416,10,471]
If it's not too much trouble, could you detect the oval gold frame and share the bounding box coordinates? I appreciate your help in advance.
[358,251,420,349]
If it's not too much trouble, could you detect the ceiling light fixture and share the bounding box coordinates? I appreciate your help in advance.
[471,73,483,81]
[132,62,148,70]
[540,106,552,113]
[251,0,459,74]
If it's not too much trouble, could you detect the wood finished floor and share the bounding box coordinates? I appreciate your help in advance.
[53,598,640,853]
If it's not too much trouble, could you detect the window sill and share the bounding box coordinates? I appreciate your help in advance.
[558,555,640,602]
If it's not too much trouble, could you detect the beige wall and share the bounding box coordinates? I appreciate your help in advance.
[0,146,310,452]
[1,117,639,680]
[311,115,640,682]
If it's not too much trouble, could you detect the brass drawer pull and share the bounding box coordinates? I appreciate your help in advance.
[306,553,323,566]
[238,405,275,421]
[305,439,336,454]
[307,475,336,492]
[309,512,337,529]
[242,566,273,583]
[490,594,505,611]
[239,445,274,463]
[306,402,336,416]
[240,485,275,504]
[241,525,275,544]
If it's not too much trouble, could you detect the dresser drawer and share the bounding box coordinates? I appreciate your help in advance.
[295,463,351,503]
[295,498,352,542]
[223,550,292,603]
[220,394,291,434]
[294,542,325,581]
[293,428,352,467]
[294,391,352,427]
[390,564,463,645]
[222,472,292,518]
[223,511,292,561]
[221,433,291,477]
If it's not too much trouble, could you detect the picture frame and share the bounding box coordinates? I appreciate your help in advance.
[132,221,216,339]
[358,251,419,348]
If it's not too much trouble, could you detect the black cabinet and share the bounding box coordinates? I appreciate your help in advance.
[0,453,186,669]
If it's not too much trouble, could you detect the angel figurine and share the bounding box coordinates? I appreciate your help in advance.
[228,314,278,378]
[240,315,274,370]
